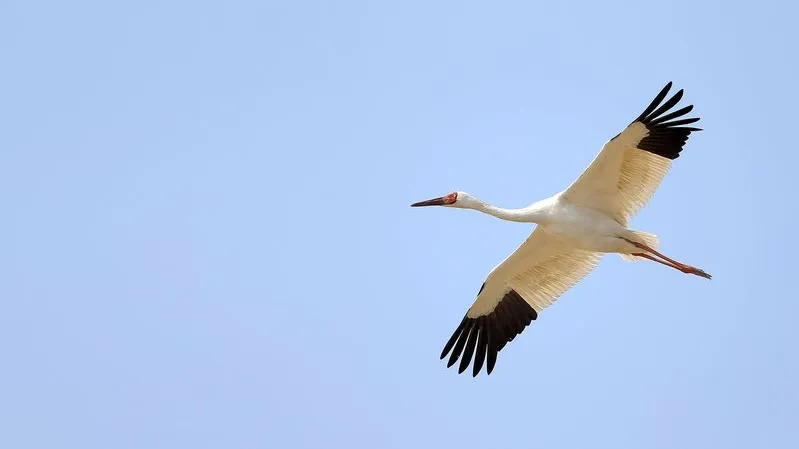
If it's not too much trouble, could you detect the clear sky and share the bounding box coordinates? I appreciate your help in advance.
[2,1,798,448]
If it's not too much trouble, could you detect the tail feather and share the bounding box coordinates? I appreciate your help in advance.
[620,231,659,261]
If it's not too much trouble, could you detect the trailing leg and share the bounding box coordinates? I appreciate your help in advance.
[622,237,711,280]
[630,252,712,279]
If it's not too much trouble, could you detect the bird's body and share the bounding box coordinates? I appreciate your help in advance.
[528,198,634,253]
[412,82,711,377]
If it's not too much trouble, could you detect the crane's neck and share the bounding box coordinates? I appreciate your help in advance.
[470,200,547,223]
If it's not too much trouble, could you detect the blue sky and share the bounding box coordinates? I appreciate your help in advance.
[2,0,798,448]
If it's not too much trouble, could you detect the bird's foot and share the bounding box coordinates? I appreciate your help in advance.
[682,266,712,280]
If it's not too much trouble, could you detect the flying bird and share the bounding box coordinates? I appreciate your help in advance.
[411,82,710,377]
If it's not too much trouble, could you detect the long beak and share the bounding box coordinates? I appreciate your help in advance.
[411,196,448,207]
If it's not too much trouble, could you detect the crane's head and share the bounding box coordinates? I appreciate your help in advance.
[410,191,478,209]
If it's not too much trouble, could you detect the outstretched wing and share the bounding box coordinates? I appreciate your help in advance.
[440,228,601,376]
[561,82,702,224]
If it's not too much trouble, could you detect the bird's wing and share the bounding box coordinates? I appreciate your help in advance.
[440,228,601,376]
[560,82,701,225]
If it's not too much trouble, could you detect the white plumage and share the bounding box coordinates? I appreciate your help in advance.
[411,82,710,377]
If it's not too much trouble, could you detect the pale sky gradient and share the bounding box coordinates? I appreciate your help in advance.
[2,1,798,448]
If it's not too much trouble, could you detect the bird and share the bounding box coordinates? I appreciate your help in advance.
[411,82,710,377]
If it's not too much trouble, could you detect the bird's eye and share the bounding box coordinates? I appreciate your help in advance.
[445,192,458,204]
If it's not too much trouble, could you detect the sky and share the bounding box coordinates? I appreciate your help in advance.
[2,0,798,448]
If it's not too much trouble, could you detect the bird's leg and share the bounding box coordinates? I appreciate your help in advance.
[624,239,712,279]
[630,252,711,279]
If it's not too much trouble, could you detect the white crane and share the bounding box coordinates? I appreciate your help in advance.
[411,82,710,377]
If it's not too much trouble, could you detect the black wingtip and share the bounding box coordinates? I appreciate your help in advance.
[635,82,673,123]
[457,325,479,373]
[632,82,702,160]
[472,319,488,376]
[440,316,468,360]
[440,288,537,377]
[446,320,473,368]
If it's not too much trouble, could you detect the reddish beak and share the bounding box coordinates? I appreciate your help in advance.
[411,196,450,207]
